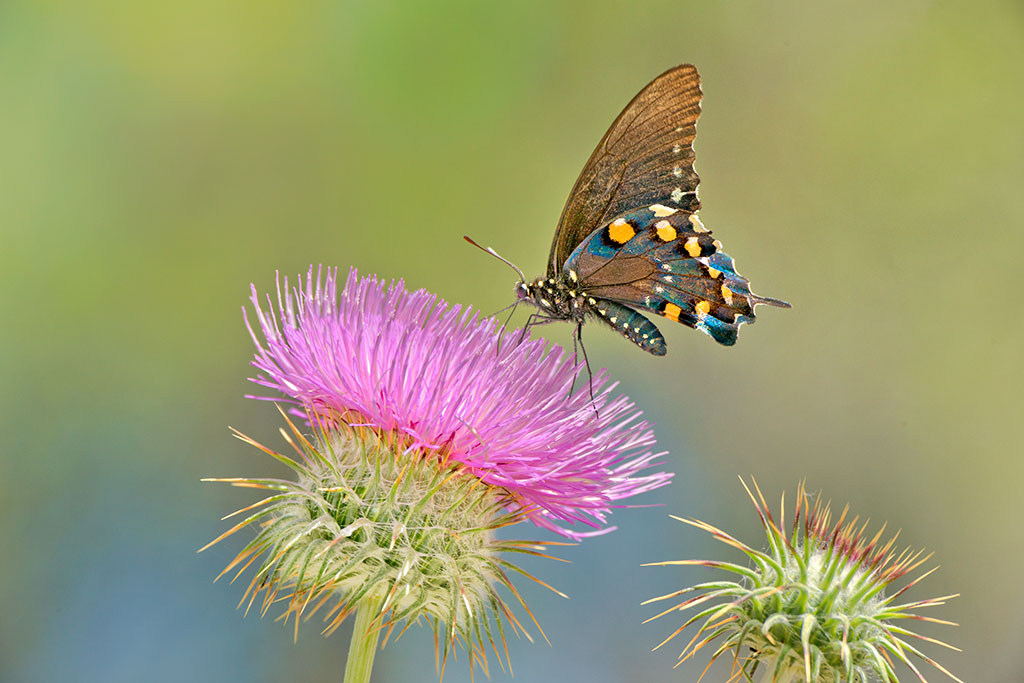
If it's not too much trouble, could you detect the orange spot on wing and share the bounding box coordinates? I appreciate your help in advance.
[695,300,711,317]
[684,237,702,258]
[663,303,682,322]
[608,219,636,245]
[655,221,677,242]
[721,284,734,305]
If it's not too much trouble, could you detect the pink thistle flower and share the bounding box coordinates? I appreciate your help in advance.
[244,266,671,539]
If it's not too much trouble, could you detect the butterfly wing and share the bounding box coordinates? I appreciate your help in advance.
[548,64,703,276]
[570,206,789,347]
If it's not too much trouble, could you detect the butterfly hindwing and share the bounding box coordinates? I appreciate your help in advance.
[548,65,703,276]
[566,205,786,347]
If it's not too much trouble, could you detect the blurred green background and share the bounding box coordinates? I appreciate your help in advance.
[2,1,1022,681]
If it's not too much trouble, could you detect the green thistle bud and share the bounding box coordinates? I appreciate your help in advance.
[201,411,565,677]
[644,480,961,683]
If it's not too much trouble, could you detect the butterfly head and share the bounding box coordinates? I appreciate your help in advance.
[515,278,555,313]
[515,280,530,301]
[516,275,583,321]
[516,279,551,309]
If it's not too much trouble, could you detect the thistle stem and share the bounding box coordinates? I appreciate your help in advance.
[343,595,383,683]
[756,658,799,683]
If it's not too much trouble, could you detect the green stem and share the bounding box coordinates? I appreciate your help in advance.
[343,596,384,683]
[756,657,800,683]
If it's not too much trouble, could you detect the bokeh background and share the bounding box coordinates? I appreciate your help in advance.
[2,1,1022,681]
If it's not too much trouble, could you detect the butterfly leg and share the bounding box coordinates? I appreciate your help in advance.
[517,313,539,345]
[569,328,580,395]
[493,300,521,355]
[573,322,598,416]
[517,313,559,346]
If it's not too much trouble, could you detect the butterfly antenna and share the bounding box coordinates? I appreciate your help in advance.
[463,235,527,283]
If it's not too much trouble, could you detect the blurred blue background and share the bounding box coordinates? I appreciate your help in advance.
[2,1,1022,681]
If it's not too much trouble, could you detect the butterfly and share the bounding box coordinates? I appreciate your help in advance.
[468,64,788,356]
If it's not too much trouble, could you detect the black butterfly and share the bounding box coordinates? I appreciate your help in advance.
[468,64,788,356]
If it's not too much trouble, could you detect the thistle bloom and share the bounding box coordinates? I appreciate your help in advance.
[204,266,670,678]
[245,266,670,539]
[644,480,961,683]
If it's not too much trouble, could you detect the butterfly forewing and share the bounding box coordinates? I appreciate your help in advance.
[548,65,702,275]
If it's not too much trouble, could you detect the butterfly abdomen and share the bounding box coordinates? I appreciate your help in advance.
[589,300,666,356]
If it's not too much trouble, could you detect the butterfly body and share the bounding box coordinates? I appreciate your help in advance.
[517,268,668,355]
[510,64,788,355]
